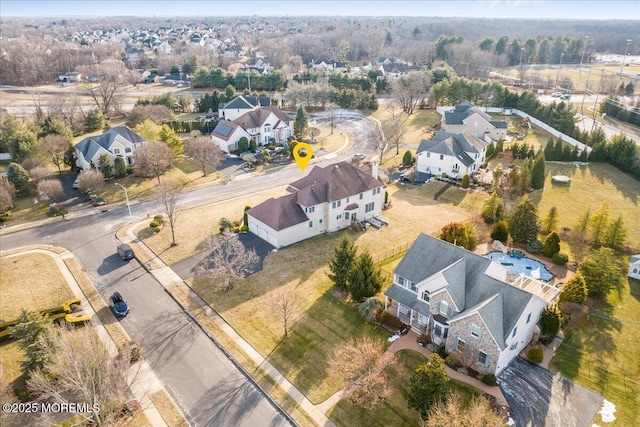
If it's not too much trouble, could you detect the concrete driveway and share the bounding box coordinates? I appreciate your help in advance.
[498,357,602,427]
[171,232,275,280]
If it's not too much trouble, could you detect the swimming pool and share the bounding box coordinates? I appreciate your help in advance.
[484,251,553,281]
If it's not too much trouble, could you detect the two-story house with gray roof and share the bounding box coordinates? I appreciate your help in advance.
[75,127,146,171]
[384,233,549,376]
[415,131,488,178]
[247,161,385,248]
[441,101,508,141]
[218,95,272,122]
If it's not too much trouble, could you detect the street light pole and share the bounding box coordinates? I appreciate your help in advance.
[580,36,590,70]
[115,183,132,223]
[620,39,633,74]
[591,69,606,133]
[518,48,524,83]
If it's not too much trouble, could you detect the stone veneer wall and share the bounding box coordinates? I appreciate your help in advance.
[445,313,501,375]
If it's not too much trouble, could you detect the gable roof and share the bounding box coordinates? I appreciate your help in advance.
[75,126,145,161]
[287,161,383,204]
[233,107,292,130]
[444,101,492,125]
[221,96,255,110]
[247,193,309,231]
[417,132,486,167]
[390,233,538,349]
[630,255,640,265]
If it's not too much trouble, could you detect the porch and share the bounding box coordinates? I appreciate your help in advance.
[383,296,428,335]
[510,274,560,304]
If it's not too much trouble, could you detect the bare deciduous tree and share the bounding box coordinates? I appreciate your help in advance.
[41,134,70,175]
[79,59,129,115]
[28,166,53,182]
[269,289,303,338]
[194,233,259,292]
[78,169,104,193]
[133,141,173,184]
[421,393,504,427]
[382,107,408,155]
[27,327,132,426]
[184,137,223,177]
[0,177,16,214]
[37,179,63,202]
[393,72,432,115]
[328,336,395,408]
[156,180,182,246]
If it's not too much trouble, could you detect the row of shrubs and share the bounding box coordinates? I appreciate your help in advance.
[0,298,82,343]
[149,215,164,233]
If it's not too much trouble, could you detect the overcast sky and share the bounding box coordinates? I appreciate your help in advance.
[1,1,638,20]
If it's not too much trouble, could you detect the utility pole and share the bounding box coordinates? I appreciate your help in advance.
[580,66,592,117]
[580,36,590,76]
[591,69,605,133]
[555,53,564,90]
[620,39,633,74]
[518,47,524,84]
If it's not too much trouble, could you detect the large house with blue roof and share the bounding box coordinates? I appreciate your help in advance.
[75,127,146,171]
[441,101,508,141]
[384,233,549,376]
[415,131,488,178]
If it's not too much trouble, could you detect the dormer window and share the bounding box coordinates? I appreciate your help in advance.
[421,290,430,303]
[439,300,450,317]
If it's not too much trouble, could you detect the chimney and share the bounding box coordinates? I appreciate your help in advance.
[372,161,379,179]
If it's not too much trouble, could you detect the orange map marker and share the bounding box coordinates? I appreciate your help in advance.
[292,142,313,171]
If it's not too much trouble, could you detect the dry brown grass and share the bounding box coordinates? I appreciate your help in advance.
[0,341,26,390]
[148,390,189,427]
[0,253,74,321]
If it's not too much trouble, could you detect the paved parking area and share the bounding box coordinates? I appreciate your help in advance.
[498,357,602,427]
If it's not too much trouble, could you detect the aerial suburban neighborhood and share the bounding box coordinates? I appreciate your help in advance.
[0,2,638,427]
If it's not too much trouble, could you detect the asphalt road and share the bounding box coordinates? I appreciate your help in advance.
[0,111,376,426]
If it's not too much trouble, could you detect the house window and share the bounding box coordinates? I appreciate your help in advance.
[409,281,418,293]
[434,323,448,338]
[475,153,478,159]
[440,154,444,160]
[421,290,430,303]
[526,313,532,324]
[264,124,271,133]
[336,214,342,220]
[345,212,350,220]
[427,152,431,158]
[512,327,518,338]
[365,202,374,213]
[308,221,313,228]
[453,164,459,171]
[397,276,405,287]
[125,147,132,153]
[347,198,349,202]
[418,314,428,325]
[359,193,363,200]
[439,301,450,316]
[634,268,638,273]
[434,324,443,337]
[477,351,489,366]
[308,206,315,213]
[113,148,121,155]
[456,338,466,352]
[469,324,482,339]
[319,219,323,224]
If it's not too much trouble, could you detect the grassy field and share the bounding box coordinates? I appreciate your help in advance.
[328,349,482,427]
[530,162,640,251]
[0,253,74,320]
[550,277,640,426]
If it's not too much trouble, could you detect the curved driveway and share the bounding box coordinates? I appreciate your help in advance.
[0,112,376,426]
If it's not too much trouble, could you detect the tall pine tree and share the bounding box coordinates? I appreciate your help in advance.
[508,195,540,244]
[348,250,383,302]
[328,236,357,291]
[530,151,546,189]
[293,106,309,140]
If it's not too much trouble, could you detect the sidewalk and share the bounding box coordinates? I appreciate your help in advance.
[119,222,335,427]
[1,248,172,427]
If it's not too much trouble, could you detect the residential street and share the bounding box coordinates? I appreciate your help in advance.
[0,112,376,426]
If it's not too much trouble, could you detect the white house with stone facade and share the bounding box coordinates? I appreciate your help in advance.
[384,234,549,376]
[247,161,385,248]
[415,131,488,178]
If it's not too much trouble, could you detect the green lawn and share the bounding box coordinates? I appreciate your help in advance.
[328,349,481,427]
[550,277,640,426]
[530,162,640,251]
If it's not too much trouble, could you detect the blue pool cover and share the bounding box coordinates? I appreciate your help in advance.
[483,251,553,281]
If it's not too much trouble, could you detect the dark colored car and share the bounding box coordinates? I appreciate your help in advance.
[90,196,107,206]
[110,292,129,317]
[117,244,135,261]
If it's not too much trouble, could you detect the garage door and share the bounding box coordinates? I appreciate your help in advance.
[255,226,278,248]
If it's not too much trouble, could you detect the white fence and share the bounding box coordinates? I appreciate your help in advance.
[0,153,11,161]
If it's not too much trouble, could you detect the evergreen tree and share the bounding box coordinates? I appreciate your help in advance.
[98,154,113,178]
[508,195,540,244]
[485,142,495,158]
[542,231,561,257]
[11,310,55,373]
[348,250,383,302]
[6,162,30,194]
[490,220,509,242]
[293,106,309,140]
[539,304,563,337]
[237,137,249,153]
[402,150,413,166]
[328,236,357,291]
[530,151,546,189]
[159,124,184,156]
[84,108,107,132]
[558,271,587,304]
[438,222,477,250]
[481,192,504,224]
[580,247,624,298]
[114,156,127,177]
[461,174,470,189]
[407,354,450,420]
[544,138,555,161]
[249,139,257,153]
[589,202,610,246]
[542,206,559,234]
[604,214,627,248]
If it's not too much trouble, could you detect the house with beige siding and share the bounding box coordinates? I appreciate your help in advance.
[441,101,508,141]
[384,234,549,376]
[247,161,385,248]
[75,127,146,170]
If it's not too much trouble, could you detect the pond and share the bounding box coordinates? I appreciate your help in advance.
[484,251,553,281]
